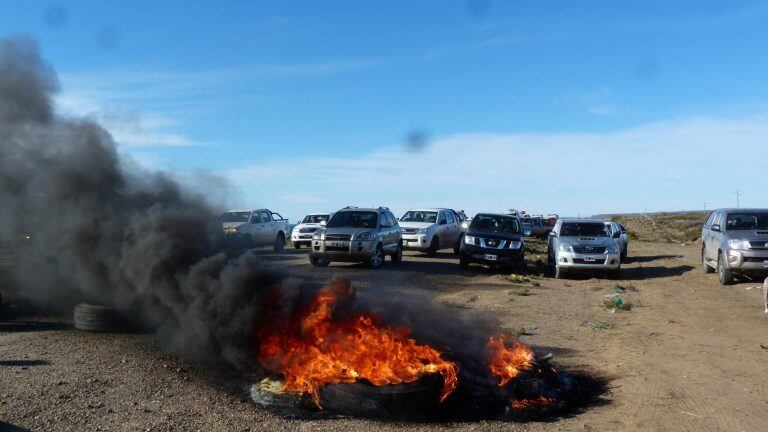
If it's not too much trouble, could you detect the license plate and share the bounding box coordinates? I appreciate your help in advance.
[485,254,498,261]
[584,257,597,262]
[329,242,346,248]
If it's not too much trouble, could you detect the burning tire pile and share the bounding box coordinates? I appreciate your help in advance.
[250,278,604,421]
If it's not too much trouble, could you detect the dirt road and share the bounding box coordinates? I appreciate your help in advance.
[1,241,767,431]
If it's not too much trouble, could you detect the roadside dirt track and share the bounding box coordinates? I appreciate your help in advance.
[1,241,767,431]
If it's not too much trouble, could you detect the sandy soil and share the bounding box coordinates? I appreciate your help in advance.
[1,241,767,431]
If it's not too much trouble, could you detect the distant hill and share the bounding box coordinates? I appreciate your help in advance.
[597,211,709,243]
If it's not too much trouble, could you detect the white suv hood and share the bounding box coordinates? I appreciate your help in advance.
[295,222,323,230]
[398,221,435,229]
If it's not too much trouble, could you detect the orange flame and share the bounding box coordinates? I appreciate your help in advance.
[258,280,458,406]
[510,396,554,410]
[486,333,535,387]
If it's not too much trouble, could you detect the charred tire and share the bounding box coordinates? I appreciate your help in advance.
[309,255,330,267]
[427,237,439,257]
[273,233,285,252]
[74,303,135,333]
[454,234,464,255]
[718,253,734,285]
[702,248,714,273]
[391,243,403,264]
[368,245,384,269]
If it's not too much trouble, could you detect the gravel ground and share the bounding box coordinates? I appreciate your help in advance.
[2,240,768,431]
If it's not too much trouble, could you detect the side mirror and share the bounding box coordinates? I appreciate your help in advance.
[612,232,621,239]
[549,231,557,237]
[320,220,326,226]
[711,224,721,232]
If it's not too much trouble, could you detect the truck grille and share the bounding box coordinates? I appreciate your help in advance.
[573,257,606,264]
[573,245,606,254]
[402,228,418,234]
[299,227,318,233]
[325,234,351,241]
[749,241,768,249]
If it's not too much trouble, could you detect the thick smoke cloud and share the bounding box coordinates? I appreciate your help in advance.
[0,35,278,367]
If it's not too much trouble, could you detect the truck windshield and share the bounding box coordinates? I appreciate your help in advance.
[400,211,438,223]
[302,214,330,224]
[327,211,378,228]
[726,213,768,230]
[221,212,250,223]
[560,223,608,237]
[470,214,520,233]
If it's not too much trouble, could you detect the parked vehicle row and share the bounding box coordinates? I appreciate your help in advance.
[219,206,634,279]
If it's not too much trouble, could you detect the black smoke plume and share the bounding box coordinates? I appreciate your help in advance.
[0,35,277,367]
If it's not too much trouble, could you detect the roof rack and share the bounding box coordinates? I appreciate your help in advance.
[378,206,390,211]
[342,206,358,209]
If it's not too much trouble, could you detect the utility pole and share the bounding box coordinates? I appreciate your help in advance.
[736,190,742,208]
[703,202,707,211]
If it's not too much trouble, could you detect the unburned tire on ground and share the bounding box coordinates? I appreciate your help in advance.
[74,303,137,333]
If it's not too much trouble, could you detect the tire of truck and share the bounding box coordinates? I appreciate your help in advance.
[427,237,439,257]
[274,233,285,252]
[309,255,330,267]
[74,303,136,333]
[391,242,403,264]
[554,266,566,279]
[294,242,301,249]
[718,252,734,285]
[702,248,714,273]
[368,244,385,269]
[454,234,464,255]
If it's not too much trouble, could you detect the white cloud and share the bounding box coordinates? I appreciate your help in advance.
[224,114,768,221]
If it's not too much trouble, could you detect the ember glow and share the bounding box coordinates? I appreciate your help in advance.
[257,279,459,405]
[486,333,535,387]
[510,396,555,410]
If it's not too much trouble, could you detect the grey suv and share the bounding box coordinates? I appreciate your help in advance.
[309,207,402,268]
[701,208,768,285]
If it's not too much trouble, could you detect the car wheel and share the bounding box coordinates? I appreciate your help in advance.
[294,242,301,249]
[554,266,566,279]
[391,242,403,264]
[702,248,714,273]
[273,233,285,252]
[309,254,330,267]
[454,234,464,255]
[368,245,384,268]
[459,254,470,270]
[620,246,627,261]
[427,237,439,257]
[718,253,734,285]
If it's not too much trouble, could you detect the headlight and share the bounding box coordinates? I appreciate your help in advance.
[292,227,300,234]
[464,235,476,245]
[225,227,238,234]
[313,229,325,240]
[728,239,750,250]
[606,245,619,254]
[356,232,374,241]
[416,228,428,234]
[508,241,522,249]
[559,244,573,252]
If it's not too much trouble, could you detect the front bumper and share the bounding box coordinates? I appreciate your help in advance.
[310,239,378,261]
[461,244,524,264]
[556,251,620,270]
[724,249,768,271]
[401,233,431,250]
[291,232,315,244]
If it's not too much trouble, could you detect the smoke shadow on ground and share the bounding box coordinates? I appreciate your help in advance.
[0,359,49,367]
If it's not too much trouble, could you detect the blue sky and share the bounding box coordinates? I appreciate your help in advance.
[2,1,768,221]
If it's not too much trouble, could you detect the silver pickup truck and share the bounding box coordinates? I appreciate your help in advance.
[701,208,768,285]
[547,218,621,279]
[221,209,290,251]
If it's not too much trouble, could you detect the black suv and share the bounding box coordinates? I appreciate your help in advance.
[459,213,525,270]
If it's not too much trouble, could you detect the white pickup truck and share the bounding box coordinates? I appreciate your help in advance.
[221,209,290,251]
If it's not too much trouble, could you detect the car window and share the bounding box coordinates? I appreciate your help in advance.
[400,210,437,223]
[446,211,455,224]
[469,214,520,233]
[381,213,392,227]
[560,222,608,237]
[259,210,271,223]
[725,212,768,230]
[704,212,715,227]
[249,213,262,224]
[302,214,330,224]
[714,211,724,227]
[221,211,250,223]
[388,212,398,226]
[438,212,447,224]
[327,211,378,228]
